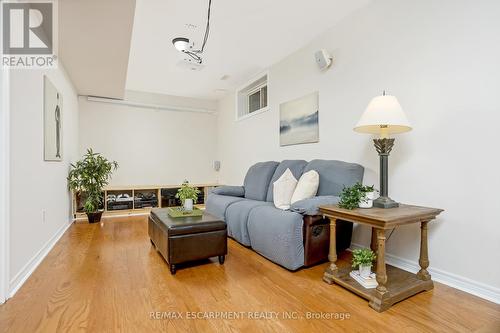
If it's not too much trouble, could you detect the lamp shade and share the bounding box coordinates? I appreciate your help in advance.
[354,95,412,135]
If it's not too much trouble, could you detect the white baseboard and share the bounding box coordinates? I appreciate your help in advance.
[8,220,73,298]
[350,242,500,304]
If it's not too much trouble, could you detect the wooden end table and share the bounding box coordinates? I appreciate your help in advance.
[320,204,443,312]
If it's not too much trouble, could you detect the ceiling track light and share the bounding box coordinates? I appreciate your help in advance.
[172,0,212,64]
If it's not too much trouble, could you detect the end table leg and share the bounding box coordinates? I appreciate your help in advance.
[375,229,387,295]
[323,217,338,284]
[369,228,390,312]
[417,221,431,281]
[370,227,378,270]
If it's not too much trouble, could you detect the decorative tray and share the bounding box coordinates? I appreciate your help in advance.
[167,207,203,218]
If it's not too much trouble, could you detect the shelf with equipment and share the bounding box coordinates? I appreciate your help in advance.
[72,183,218,220]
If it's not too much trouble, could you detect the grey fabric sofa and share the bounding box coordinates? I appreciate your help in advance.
[205,159,364,270]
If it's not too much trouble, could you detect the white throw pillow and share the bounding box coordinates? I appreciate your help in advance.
[273,168,298,210]
[291,170,319,204]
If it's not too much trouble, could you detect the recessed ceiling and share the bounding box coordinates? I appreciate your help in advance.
[59,0,136,99]
[126,0,371,100]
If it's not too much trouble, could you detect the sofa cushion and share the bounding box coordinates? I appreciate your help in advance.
[205,193,245,221]
[247,206,305,270]
[303,160,364,196]
[225,199,273,246]
[211,185,245,197]
[290,195,340,215]
[244,161,279,201]
[266,160,308,202]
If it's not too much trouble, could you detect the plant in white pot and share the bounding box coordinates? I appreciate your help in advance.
[352,248,377,278]
[339,183,378,209]
[67,149,118,223]
[175,181,201,212]
[358,185,378,208]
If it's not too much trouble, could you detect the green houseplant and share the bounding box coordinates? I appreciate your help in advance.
[175,181,201,211]
[338,183,377,210]
[67,149,118,223]
[352,248,377,278]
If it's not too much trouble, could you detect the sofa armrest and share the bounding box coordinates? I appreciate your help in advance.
[303,214,328,227]
[290,195,340,216]
[211,185,245,197]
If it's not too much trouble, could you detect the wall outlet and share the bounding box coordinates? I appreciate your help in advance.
[42,210,46,223]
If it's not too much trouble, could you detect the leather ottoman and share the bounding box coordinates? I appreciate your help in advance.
[148,208,227,274]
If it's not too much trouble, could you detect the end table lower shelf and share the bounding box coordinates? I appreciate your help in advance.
[323,263,433,312]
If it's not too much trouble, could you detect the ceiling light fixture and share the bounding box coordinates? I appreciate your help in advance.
[172,37,189,52]
[172,0,212,64]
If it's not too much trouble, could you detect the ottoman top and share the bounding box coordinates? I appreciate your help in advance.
[150,208,226,236]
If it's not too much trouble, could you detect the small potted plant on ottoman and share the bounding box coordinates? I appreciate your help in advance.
[68,149,118,223]
[176,181,201,212]
[352,248,377,278]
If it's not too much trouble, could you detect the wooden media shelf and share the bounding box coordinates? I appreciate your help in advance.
[72,183,218,221]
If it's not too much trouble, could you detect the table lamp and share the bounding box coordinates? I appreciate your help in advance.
[354,92,412,208]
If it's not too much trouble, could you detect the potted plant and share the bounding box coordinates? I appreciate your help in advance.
[339,183,378,209]
[67,148,118,223]
[352,248,377,278]
[175,181,201,212]
[358,185,377,208]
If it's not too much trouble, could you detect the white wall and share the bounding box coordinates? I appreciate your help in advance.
[79,98,218,186]
[216,0,500,301]
[0,69,9,303]
[8,64,79,295]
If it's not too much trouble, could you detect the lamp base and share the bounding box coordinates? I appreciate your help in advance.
[373,196,399,209]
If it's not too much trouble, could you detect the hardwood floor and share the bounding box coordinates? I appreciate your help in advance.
[0,216,499,333]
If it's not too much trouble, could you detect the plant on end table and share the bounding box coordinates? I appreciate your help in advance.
[67,148,118,223]
[176,181,201,212]
[338,182,378,210]
[352,248,377,278]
